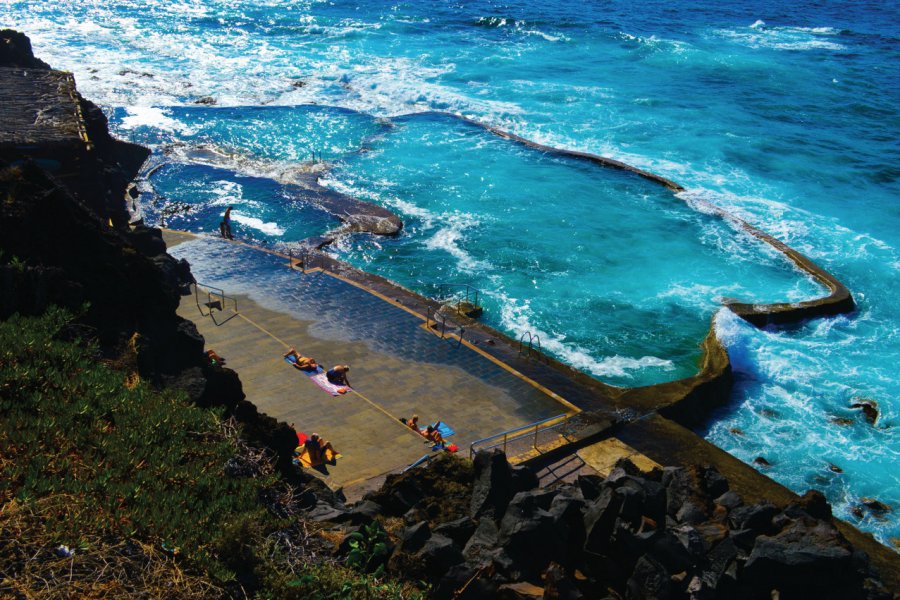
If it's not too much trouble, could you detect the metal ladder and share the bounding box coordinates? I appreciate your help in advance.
[193,282,239,326]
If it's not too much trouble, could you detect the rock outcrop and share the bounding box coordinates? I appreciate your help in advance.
[316,451,892,599]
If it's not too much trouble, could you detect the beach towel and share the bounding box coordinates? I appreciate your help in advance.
[419,422,455,438]
[285,355,350,396]
[293,431,341,467]
[294,446,341,468]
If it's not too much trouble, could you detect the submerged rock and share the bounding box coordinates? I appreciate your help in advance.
[849,398,879,426]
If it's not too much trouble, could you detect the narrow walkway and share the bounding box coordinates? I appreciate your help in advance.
[165,231,576,489]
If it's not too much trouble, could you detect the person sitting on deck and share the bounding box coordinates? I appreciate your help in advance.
[284,347,318,371]
[206,349,226,366]
[326,364,350,387]
[304,433,337,463]
[423,423,444,446]
[406,414,420,431]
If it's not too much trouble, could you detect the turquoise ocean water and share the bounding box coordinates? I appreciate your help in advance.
[6,0,897,546]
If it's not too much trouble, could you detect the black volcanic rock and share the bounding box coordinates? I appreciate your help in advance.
[470,449,515,520]
[0,29,51,69]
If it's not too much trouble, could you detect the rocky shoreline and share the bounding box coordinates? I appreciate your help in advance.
[1,30,896,598]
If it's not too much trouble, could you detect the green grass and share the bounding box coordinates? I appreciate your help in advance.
[0,309,425,598]
[0,308,267,570]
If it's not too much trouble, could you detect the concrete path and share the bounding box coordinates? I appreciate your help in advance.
[165,231,575,490]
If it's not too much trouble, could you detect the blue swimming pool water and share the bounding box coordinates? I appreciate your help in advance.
[7,0,898,545]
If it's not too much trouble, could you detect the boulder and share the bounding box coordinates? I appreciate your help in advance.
[397,521,431,554]
[541,562,585,600]
[714,491,743,512]
[548,487,588,566]
[510,464,539,493]
[626,554,672,600]
[743,519,859,595]
[498,491,559,577]
[434,516,477,547]
[463,517,500,564]
[583,487,622,554]
[0,29,52,68]
[434,563,499,600]
[348,500,382,525]
[577,474,605,501]
[728,502,778,535]
[470,449,514,520]
[675,501,708,525]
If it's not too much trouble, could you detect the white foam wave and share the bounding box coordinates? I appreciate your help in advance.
[120,106,194,134]
[715,23,846,52]
[231,214,285,236]
[497,292,674,380]
[423,214,488,272]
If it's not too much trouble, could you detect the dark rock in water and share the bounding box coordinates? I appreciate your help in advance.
[757,407,780,419]
[849,398,879,425]
[860,498,891,513]
[830,416,855,426]
[291,79,306,88]
[470,449,514,520]
[829,463,844,473]
[753,456,772,467]
[626,554,671,600]
[729,427,744,436]
[194,96,216,105]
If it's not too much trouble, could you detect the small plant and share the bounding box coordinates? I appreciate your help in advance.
[345,521,390,577]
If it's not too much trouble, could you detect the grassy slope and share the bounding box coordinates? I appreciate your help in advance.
[0,309,422,599]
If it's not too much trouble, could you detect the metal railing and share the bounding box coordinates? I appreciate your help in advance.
[424,304,465,347]
[194,282,239,325]
[518,331,547,362]
[427,282,482,317]
[288,247,323,273]
[469,413,571,460]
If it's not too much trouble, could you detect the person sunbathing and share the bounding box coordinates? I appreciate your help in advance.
[326,364,350,387]
[304,433,337,463]
[284,347,318,371]
[423,424,444,446]
[407,414,420,431]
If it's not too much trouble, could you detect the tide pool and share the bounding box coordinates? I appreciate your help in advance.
[7,0,897,546]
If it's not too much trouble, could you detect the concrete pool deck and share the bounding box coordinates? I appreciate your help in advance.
[165,230,583,491]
